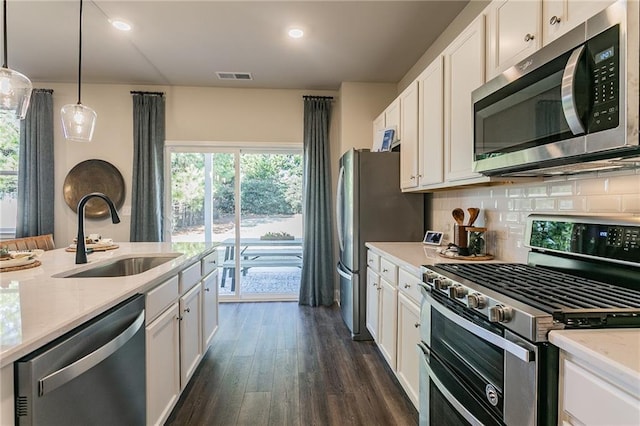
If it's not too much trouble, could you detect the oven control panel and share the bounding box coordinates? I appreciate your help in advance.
[423,269,513,324]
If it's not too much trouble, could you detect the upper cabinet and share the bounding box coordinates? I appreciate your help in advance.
[486,0,542,80]
[444,15,486,182]
[400,81,419,190]
[542,0,616,45]
[373,97,401,150]
[417,56,444,188]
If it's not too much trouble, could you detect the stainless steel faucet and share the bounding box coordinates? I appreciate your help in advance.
[76,192,120,264]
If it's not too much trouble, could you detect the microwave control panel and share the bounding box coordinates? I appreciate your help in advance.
[587,25,620,133]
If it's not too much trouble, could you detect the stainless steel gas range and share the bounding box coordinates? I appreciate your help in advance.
[417,214,640,426]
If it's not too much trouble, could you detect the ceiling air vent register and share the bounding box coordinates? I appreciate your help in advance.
[216,72,253,80]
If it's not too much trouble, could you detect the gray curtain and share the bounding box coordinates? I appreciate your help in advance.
[16,89,54,238]
[299,96,335,306]
[130,92,165,242]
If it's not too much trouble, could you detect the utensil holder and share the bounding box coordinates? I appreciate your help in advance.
[453,224,468,248]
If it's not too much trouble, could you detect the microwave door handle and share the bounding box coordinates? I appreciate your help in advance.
[426,293,534,362]
[561,45,587,135]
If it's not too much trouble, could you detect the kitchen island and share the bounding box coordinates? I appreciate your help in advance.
[0,241,218,425]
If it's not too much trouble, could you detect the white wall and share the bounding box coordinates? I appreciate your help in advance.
[39,82,337,246]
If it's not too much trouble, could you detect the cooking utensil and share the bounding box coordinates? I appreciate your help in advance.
[467,207,480,226]
[452,208,465,225]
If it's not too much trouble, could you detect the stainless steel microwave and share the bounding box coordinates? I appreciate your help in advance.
[472,0,639,176]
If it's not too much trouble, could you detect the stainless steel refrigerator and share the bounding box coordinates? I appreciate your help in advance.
[336,148,425,340]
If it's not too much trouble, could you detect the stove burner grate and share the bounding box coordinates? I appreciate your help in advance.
[434,263,640,316]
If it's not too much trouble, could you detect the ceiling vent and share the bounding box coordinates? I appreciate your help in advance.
[216,72,253,81]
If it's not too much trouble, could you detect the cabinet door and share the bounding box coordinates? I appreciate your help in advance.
[444,15,485,182]
[543,0,615,45]
[417,56,444,187]
[202,270,219,351]
[378,277,398,370]
[385,97,401,141]
[486,0,541,80]
[396,293,421,408]
[180,283,203,388]
[400,81,419,190]
[366,267,381,341]
[146,304,180,426]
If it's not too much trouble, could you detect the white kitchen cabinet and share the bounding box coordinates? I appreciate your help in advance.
[373,112,386,151]
[201,269,219,351]
[486,0,542,80]
[416,56,444,188]
[179,283,203,388]
[559,352,640,425]
[444,14,486,182]
[366,267,381,340]
[385,97,401,142]
[396,292,421,408]
[146,303,181,426]
[378,276,398,370]
[400,81,420,190]
[542,0,615,45]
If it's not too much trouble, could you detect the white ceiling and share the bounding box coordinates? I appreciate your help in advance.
[6,1,469,90]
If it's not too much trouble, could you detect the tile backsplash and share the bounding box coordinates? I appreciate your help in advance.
[431,170,640,263]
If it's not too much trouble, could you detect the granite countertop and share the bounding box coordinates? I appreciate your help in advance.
[549,329,640,397]
[0,242,218,367]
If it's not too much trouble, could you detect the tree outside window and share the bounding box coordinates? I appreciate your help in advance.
[0,115,19,237]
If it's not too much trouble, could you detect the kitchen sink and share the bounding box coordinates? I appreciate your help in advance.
[58,254,182,278]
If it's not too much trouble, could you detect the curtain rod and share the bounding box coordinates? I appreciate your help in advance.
[130,91,164,96]
[303,95,333,100]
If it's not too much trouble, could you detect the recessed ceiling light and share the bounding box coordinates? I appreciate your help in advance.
[110,20,132,31]
[288,28,304,39]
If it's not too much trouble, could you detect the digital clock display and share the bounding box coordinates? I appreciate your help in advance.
[594,46,615,64]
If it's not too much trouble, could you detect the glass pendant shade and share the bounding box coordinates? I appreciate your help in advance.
[61,103,97,142]
[0,67,32,119]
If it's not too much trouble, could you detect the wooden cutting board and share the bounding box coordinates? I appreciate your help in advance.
[65,244,119,252]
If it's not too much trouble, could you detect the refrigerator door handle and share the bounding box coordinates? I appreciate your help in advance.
[336,165,345,253]
[336,262,352,280]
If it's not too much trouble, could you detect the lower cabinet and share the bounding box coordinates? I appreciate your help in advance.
[145,249,219,426]
[146,303,181,426]
[396,292,421,407]
[366,248,422,409]
[378,277,398,369]
[179,283,203,387]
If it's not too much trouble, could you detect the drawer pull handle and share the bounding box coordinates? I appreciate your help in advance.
[524,33,534,42]
[414,323,420,328]
[184,307,191,313]
[549,15,561,25]
[205,287,210,292]
[404,284,411,289]
[382,268,388,272]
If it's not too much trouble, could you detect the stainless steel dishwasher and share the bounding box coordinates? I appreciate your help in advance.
[15,294,146,425]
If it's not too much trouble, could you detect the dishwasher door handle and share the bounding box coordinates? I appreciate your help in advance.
[38,309,145,396]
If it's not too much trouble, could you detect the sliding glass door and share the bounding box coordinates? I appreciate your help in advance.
[168,146,303,300]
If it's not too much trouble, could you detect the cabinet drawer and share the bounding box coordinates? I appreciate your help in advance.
[562,358,640,425]
[180,261,201,294]
[367,251,380,272]
[380,257,398,284]
[201,249,218,276]
[398,268,422,304]
[146,276,179,324]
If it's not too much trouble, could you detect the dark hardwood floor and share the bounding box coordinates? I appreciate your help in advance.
[165,302,419,426]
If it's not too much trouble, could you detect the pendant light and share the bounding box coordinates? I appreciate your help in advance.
[61,0,96,142]
[0,0,33,119]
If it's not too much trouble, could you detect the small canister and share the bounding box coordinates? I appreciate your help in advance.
[453,224,468,249]
[467,227,487,256]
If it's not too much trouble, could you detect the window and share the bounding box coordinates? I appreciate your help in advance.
[0,115,19,238]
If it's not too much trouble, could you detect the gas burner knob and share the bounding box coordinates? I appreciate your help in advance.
[433,278,452,290]
[449,285,468,299]
[423,271,436,283]
[489,305,513,323]
[467,293,487,309]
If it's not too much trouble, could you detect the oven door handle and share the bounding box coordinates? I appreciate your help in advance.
[424,355,485,426]
[426,293,535,362]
